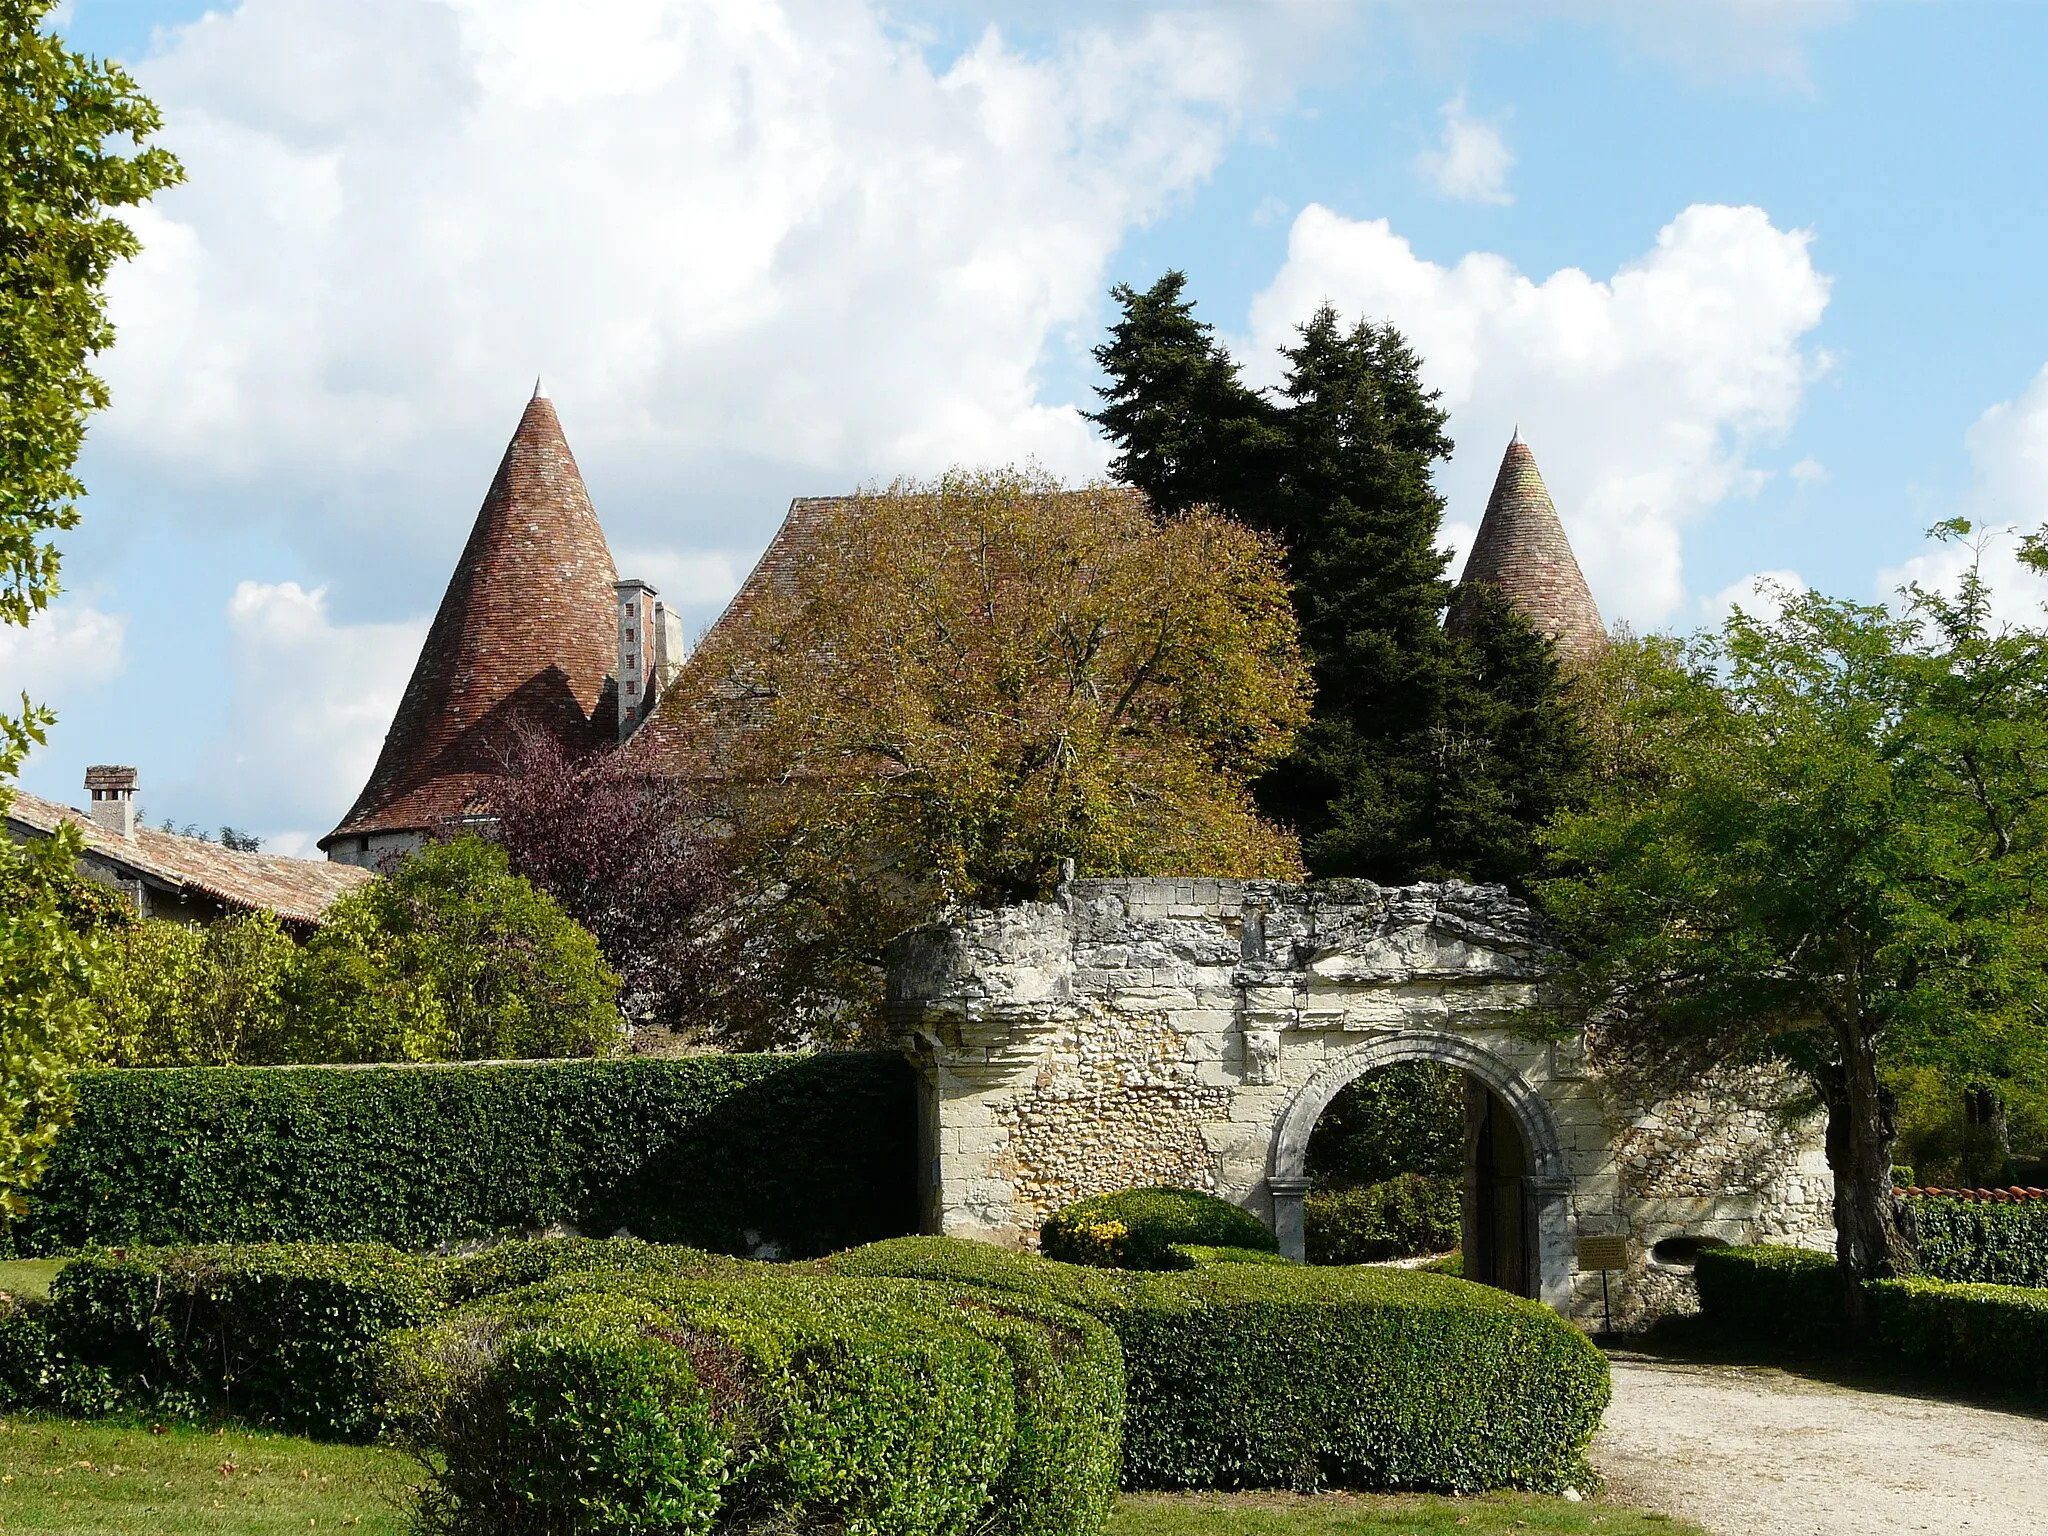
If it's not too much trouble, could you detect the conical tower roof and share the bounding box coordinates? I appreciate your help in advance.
[321,390,620,852]
[1445,435,1605,663]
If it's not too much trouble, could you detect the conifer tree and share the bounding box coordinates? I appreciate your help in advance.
[1091,274,1585,886]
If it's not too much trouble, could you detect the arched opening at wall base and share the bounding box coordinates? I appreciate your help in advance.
[1269,1031,1572,1311]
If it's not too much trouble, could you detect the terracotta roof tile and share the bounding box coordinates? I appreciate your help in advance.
[8,789,371,924]
[622,495,851,778]
[322,393,621,848]
[1446,436,1606,664]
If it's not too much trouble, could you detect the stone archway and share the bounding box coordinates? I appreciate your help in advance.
[884,876,1833,1329]
[1266,1030,1572,1306]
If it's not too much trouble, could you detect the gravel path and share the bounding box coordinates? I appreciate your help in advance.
[1593,1354,2048,1535]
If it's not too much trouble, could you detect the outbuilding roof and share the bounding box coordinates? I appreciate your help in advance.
[322,389,622,850]
[7,789,371,924]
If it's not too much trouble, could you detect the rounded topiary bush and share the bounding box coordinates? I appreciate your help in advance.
[832,1235,1609,1496]
[1041,1187,1277,1270]
[385,1266,1119,1536]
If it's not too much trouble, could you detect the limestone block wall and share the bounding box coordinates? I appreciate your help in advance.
[885,877,1834,1331]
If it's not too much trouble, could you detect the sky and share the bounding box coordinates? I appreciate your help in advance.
[8,0,2048,854]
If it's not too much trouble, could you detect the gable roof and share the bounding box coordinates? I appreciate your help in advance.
[322,391,622,849]
[1445,436,1606,663]
[8,790,371,924]
[621,495,852,778]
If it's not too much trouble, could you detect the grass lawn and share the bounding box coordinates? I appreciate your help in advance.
[0,1417,1701,1535]
[0,1417,415,1534]
[1110,1491,1705,1535]
[0,1259,68,1304]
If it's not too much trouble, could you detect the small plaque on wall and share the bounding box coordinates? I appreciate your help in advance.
[1577,1235,1629,1271]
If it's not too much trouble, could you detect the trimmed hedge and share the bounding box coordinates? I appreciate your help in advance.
[1911,1195,2048,1288]
[1305,1174,1461,1265]
[1041,1187,1277,1271]
[385,1268,1121,1536]
[829,1236,1607,1494]
[1692,1244,1842,1346]
[11,1054,915,1258]
[1869,1276,2048,1392]
[33,1244,446,1437]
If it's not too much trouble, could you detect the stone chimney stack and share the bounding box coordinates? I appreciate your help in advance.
[84,765,138,839]
[615,579,656,741]
[614,579,692,742]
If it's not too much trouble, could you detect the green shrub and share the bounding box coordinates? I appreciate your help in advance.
[390,1272,1044,1536]
[289,834,624,1063]
[1692,1244,1842,1346]
[830,1235,1606,1495]
[1910,1195,2048,1287]
[41,1243,446,1437]
[1171,1245,1293,1268]
[1041,1188,1276,1271]
[1304,1174,1460,1264]
[91,911,300,1068]
[11,1053,916,1258]
[1305,1060,1463,1188]
[442,1236,740,1303]
[399,1290,728,1536]
[1869,1276,2048,1391]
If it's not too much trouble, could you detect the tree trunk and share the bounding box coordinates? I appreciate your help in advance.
[1820,1023,1915,1325]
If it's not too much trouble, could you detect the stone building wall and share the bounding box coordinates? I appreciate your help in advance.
[885,877,1834,1331]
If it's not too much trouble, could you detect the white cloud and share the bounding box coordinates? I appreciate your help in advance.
[1416,94,1514,206]
[1877,365,2048,627]
[0,603,129,703]
[1701,568,1805,629]
[612,547,742,611]
[1244,201,1831,625]
[203,581,426,838]
[94,0,1311,567]
[1788,456,1828,487]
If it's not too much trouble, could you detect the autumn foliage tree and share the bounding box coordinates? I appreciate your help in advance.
[676,468,1312,1040]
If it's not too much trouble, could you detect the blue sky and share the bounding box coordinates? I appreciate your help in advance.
[11,0,2048,851]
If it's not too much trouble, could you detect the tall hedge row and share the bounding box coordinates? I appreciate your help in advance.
[1910,1195,2048,1288]
[11,1056,916,1259]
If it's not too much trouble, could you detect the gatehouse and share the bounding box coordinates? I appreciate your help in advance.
[885,877,1835,1329]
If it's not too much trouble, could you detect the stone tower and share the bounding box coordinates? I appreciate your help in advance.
[320,386,621,867]
[1445,435,1605,664]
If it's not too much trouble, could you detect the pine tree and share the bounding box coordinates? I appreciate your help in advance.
[1091,276,1586,886]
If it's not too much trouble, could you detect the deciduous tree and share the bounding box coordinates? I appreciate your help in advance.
[0,0,178,1218]
[1537,540,2048,1309]
[476,724,758,1045]
[290,836,623,1062]
[682,467,1310,1041]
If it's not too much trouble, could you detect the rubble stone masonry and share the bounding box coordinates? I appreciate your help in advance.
[885,877,1834,1331]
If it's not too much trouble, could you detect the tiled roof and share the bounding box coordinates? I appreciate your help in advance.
[322,393,621,849]
[7,789,371,924]
[1446,437,1606,664]
[622,496,852,778]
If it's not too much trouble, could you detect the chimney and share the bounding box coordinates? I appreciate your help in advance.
[84,765,138,839]
[616,579,693,741]
[615,579,656,742]
[652,597,688,692]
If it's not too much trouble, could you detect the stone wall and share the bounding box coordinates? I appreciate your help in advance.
[885,876,1834,1330]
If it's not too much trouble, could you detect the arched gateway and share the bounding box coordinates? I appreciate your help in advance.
[885,878,1835,1330]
